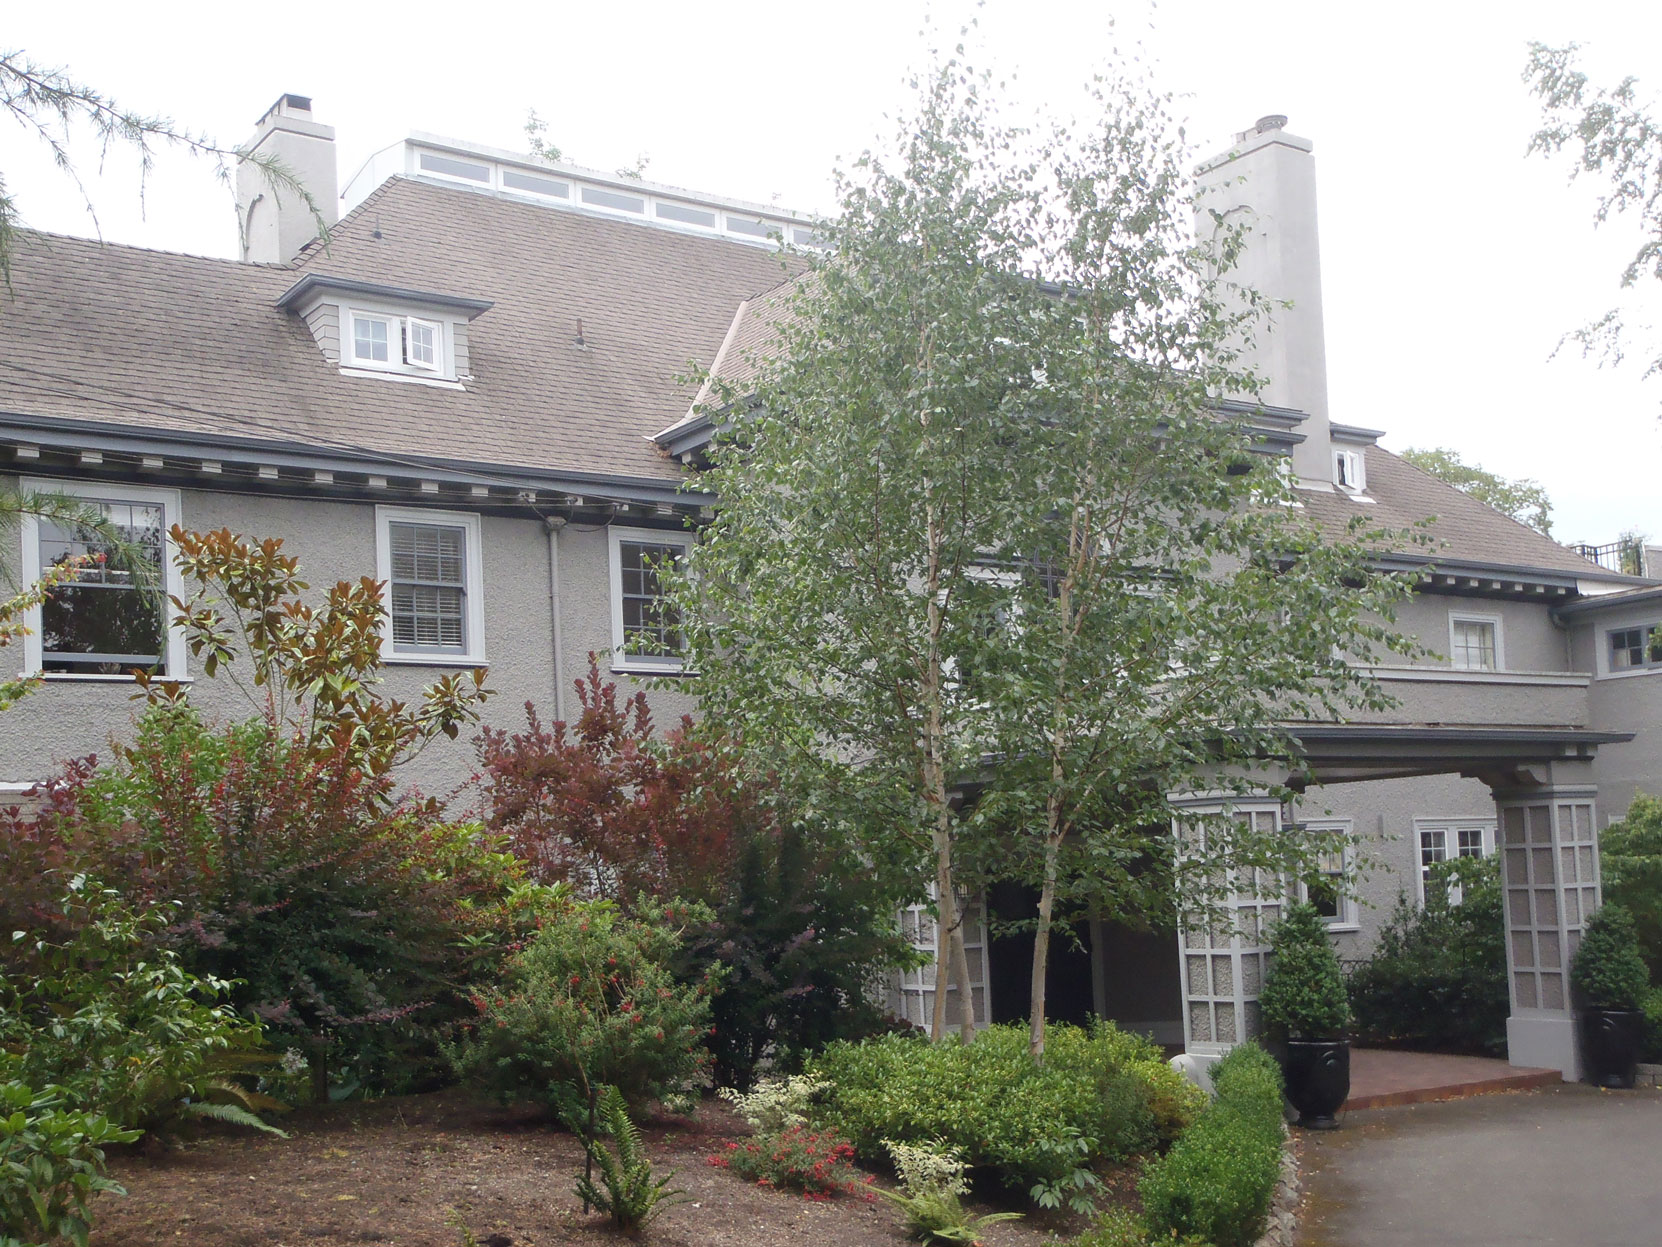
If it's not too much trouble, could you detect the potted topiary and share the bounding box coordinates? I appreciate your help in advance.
[1258,901,1351,1129]
[1571,903,1652,1089]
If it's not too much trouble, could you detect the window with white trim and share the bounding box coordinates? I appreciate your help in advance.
[1298,821,1358,929]
[374,507,486,664]
[1334,448,1366,492]
[19,479,186,677]
[608,527,692,671]
[1449,613,1502,671]
[1414,818,1495,904]
[348,310,450,378]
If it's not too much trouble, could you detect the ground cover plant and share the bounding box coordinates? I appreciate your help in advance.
[1138,1043,1285,1247]
[877,1139,1024,1243]
[807,1021,1203,1211]
[1347,856,1508,1055]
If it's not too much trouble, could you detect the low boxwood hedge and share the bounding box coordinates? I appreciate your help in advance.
[806,1021,1204,1207]
[1139,1042,1285,1247]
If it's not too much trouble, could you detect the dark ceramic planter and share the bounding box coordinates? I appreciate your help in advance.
[1281,1038,1350,1129]
[1581,1008,1645,1089]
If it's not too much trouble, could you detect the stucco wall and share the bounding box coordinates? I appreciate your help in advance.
[1295,772,1499,959]
[0,479,696,802]
[1569,612,1662,823]
[1376,592,1571,673]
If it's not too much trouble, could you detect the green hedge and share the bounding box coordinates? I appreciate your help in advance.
[807,1021,1204,1207]
[1139,1043,1285,1247]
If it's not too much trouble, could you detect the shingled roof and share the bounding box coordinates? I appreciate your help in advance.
[0,176,797,486]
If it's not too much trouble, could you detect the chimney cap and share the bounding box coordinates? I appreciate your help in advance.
[1254,114,1288,134]
[256,93,315,126]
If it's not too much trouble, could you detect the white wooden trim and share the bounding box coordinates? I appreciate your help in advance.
[1298,818,1359,930]
[608,525,693,673]
[1411,815,1498,905]
[1448,610,1505,672]
[18,477,186,679]
[374,505,487,666]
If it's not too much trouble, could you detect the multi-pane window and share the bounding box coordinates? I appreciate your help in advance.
[1416,820,1495,904]
[375,508,484,664]
[36,500,168,674]
[1609,625,1662,671]
[351,313,391,364]
[610,529,691,671]
[405,318,439,369]
[1298,822,1356,928]
[387,522,467,651]
[1450,617,1499,671]
[619,542,682,657]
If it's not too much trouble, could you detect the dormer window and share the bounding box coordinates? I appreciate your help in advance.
[278,275,493,389]
[1334,448,1366,492]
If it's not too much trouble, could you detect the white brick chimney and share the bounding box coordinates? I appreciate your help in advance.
[1197,115,1334,487]
[237,94,339,263]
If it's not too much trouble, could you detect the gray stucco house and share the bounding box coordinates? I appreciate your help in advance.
[0,97,1656,1081]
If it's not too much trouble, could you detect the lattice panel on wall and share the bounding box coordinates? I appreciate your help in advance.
[1178,806,1281,1052]
[1501,796,1599,1015]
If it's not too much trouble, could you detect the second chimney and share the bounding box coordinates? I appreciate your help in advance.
[237,94,339,263]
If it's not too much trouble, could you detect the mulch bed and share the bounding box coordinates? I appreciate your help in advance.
[90,1093,1108,1246]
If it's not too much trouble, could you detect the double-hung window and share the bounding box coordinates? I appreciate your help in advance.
[1449,613,1502,671]
[19,480,185,677]
[1297,821,1358,930]
[374,507,486,664]
[609,527,692,672]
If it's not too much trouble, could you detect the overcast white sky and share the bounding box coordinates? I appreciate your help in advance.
[4,0,1659,543]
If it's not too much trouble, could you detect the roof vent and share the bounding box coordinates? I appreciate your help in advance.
[1255,114,1288,135]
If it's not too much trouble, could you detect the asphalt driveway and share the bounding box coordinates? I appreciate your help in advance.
[1297,1084,1662,1246]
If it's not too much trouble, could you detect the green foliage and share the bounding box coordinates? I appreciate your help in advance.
[677,47,1418,1050]
[1139,1043,1285,1247]
[1599,795,1662,981]
[0,877,283,1138]
[1347,856,1508,1055]
[1258,903,1351,1039]
[572,1085,686,1233]
[450,897,716,1121]
[1643,986,1662,1064]
[1525,44,1662,401]
[51,705,528,1097]
[1066,1207,1207,1247]
[1399,447,1554,535]
[0,1079,139,1247]
[807,1022,1202,1210]
[717,1074,823,1135]
[1571,904,1652,1011]
[875,1139,1022,1242]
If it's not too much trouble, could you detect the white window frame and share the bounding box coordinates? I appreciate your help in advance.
[608,525,693,673]
[1334,448,1367,492]
[403,317,442,371]
[1412,817,1497,905]
[17,478,187,680]
[374,506,486,666]
[1448,611,1504,672]
[345,305,453,381]
[1298,819,1359,931]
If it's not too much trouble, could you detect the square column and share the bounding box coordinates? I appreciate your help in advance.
[1174,797,1283,1058]
[1494,785,1602,1080]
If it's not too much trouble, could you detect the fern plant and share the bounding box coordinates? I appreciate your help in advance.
[573,1085,687,1234]
[877,1140,1023,1244]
